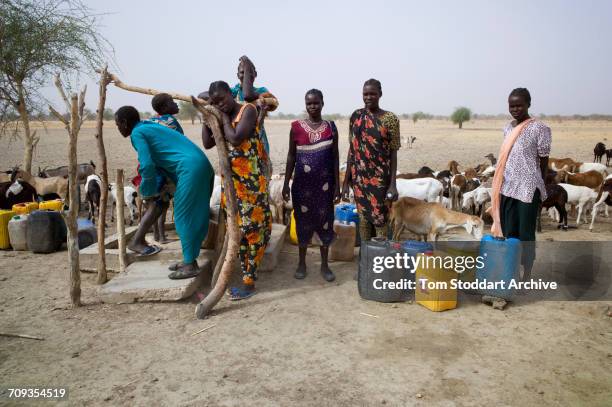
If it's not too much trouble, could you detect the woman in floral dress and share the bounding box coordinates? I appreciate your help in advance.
[202,81,272,300]
[342,79,400,241]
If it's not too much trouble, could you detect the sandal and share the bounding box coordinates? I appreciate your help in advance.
[133,245,161,258]
[168,262,183,271]
[227,286,256,301]
[168,265,200,280]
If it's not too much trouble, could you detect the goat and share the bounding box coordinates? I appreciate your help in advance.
[109,182,139,225]
[391,197,484,242]
[0,180,38,210]
[396,172,434,180]
[555,169,604,190]
[464,168,478,179]
[484,153,497,166]
[537,184,568,232]
[210,175,222,207]
[545,169,558,185]
[448,160,460,175]
[85,174,101,224]
[606,149,612,167]
[478,165,496,178]
[594,142,606,163]
[15,169,68,201]
[268,178,293,224]
[461,186,491,216]
[417,166,434,176]
[450,174,479,210]
[576,162,608,176]
[549,157,579,172]
[38,161,96,184]
[589,179,612,231]
[558,183,599,225]
[396,178,443,203]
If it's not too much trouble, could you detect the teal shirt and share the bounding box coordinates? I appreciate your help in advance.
[231,83,270,155]
[130,121,208,198]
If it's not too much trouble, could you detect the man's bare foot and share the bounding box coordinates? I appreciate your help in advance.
[321,265,335,282]
[294,263,307,279]
[157,235,171,244]
[128,241,149,254]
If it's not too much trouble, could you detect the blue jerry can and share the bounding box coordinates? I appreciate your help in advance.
[476,235,522,300]
[335,203,361,246]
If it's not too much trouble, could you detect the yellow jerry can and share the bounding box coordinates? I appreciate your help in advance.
[415,251,458,312]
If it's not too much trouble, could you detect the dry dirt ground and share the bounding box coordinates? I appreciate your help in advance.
[1,119,611,406]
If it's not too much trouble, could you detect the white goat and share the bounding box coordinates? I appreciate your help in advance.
[210,175,222,207]
[268,178,293,223]
[109,182,139,225]
[558,183,599,225]
[479,165,496,177]
[589,180,612,231]
[578,162,608,176]
[397,178,443,203]
[461,186,492,215]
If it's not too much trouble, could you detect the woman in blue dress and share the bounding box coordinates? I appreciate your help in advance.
[115,106,214,279]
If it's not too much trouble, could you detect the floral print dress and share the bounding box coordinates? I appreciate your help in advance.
[221,103,272,286]
[348,108,400,238]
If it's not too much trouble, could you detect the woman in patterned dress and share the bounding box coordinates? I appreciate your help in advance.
[341,79,400,241]
[201,81,272,301]
[498,87,551,279]
[282,89,340,282]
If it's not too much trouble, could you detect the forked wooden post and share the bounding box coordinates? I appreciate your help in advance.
[48,74,86,307]
[192,100,241,319]
[116,169,127,272]
[95,64,111,284]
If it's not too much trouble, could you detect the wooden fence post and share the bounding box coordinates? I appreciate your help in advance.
[95,65,110,284]
[116,169,127,272]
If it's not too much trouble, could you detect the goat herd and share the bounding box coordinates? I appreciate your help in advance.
[2,141,611,243]
[0,161,139,227]
[265,142,611,241]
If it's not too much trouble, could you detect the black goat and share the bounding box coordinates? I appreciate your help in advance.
[417,166,434,176]
[537,184,568,232]
[85,175,101,224]
[0,180,38,210]
[606,149,612,167]
[594,142,606,163]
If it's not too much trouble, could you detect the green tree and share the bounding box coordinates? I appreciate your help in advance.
[102,107,114,121]
[451,107,471,129]
[412,111,425,124]
[0,0,112,172]
[178,101,200,124]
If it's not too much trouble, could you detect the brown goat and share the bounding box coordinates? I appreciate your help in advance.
[15,169,69,200]
[448,160,460,175]
[555,169,603,190]
[548,157,579,172]
[464,168,478,179]
[391,197,484,241]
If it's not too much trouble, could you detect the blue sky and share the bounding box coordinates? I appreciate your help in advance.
[42,0,612,116]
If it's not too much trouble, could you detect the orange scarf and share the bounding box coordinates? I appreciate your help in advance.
[488,118,535,237]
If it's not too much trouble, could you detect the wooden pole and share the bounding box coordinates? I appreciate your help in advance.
[99,71,278,110]
[49,74,85,307]
[193,100,241,319]
[116,169,127,272]
[95,65,111,284]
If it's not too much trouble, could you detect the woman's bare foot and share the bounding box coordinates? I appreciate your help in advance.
[321,265,335,282]
[294,263,307,279]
